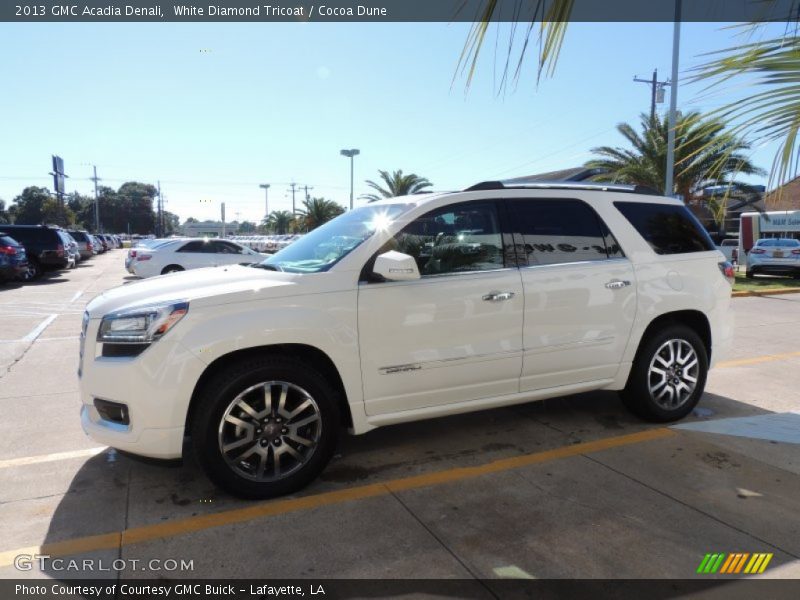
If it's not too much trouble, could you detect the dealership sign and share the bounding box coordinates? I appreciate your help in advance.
[760,211,800,231]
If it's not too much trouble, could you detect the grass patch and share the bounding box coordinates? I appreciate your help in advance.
[733,272,800,293]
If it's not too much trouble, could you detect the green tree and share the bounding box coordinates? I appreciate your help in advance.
[585,112,764,200]
[263,210,296,234]
[116,182,157,234]
[238,220,258,233]
[185,217,199,224]
[67,192,96,230]
[296,198,345,231]
[0,199,9,224]
[163,211,180,236]
[362,169,433,202]
[10,187,73,226]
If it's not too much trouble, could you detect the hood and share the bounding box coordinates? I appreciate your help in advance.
[85,265,304,318]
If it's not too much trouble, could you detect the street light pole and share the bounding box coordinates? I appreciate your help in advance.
[259,183,270,219]
[340,148,360,210]
[665,0,682,198]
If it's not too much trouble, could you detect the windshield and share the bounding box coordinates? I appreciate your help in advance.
[259,204,411,273]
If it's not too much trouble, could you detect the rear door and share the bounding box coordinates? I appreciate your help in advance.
[174,240,212,268]
[508,198,637,391]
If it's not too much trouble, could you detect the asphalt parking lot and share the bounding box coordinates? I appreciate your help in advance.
[1,252,799,586]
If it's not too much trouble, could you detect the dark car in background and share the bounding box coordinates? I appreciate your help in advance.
[0,233,28,283]
[67,230,95,260]
[0,224,71,280]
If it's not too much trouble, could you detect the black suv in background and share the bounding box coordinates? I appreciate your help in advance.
[0,224,71,280]
[0,233,28,283]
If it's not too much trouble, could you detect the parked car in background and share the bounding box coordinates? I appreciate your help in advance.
[0,224,72,280]
[0,233,28,283]
[80,182,734,498]
[89,234,105,254]
[61,232,80,268]
[130,238,265,278]
[746,238,800,278]
[125,238,184,273]
[717,238,739,264]
[68,230,95,259]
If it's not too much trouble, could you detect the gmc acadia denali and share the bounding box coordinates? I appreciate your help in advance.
[79,182,734,498]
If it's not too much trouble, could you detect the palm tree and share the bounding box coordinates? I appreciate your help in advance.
[458,5,800,189]
[296,198,345,231]
[262,210,295,235]
[585,112,764,201]
[693,31,800,192]
[362,169,433,202]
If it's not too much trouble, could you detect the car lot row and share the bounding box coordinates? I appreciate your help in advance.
[0,224,123,284]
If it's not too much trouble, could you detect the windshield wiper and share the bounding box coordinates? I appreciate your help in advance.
[251,263,283,272]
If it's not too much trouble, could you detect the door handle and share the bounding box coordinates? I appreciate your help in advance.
[605,280,631,290]
[482,291,515,302]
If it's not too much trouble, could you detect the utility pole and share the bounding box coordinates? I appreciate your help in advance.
[302,185,314,203]
[90,165,101,232]
[665,0,682,198]
[288,182,298,215]
[633,69,670,122]
[157,181,163,237]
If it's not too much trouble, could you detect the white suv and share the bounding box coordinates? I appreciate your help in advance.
[79,182,734,498]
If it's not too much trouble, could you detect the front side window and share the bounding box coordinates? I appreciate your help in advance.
[615,201,715,255]
[389,201,504,276]
[510,199,619,266]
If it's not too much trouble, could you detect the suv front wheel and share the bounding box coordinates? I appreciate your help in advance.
[621,324,708,422]
[191,357,340,499]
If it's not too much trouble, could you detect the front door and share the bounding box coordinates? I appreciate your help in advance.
[358,200,524,416]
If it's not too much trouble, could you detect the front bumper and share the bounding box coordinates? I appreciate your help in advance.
[79,319,208,460]
[80,405,185,458]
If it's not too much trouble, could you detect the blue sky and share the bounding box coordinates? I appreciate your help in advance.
[0,21,780,223]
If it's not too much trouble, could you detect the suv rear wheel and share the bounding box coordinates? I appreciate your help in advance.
[621,324,708,422]
[191,357,340,499]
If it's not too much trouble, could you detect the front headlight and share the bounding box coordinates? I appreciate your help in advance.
[97,301,189,344]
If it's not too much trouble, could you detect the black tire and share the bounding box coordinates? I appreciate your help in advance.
[161,265,184,274]
[620,324,708,423]
[19,258,42,281]
[190,356,340,499]
[745,269,754,279]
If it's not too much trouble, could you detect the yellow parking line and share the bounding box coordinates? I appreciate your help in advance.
[0,428,673,567]
[717,350,800,369]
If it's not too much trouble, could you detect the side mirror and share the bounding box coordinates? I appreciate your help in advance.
[373,251,420,281]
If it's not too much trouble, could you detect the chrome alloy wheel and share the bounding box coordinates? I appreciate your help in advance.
[647,339,699,410]
[217,381,322,482]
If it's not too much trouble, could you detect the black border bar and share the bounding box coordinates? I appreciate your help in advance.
[3,0,800,23]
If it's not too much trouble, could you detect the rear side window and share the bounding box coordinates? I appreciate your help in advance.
[509,199,622,266]
[614,202,715,255]
[0,235,21,246]
[177,241,210,253]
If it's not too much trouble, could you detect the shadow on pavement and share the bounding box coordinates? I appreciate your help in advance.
[34,389,784,581]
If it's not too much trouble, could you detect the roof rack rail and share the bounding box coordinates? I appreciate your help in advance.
[464,180,664,196]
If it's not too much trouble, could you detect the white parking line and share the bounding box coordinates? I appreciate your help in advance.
[0,447,107,469]
[22,314,57,342]
[69,290,84,302]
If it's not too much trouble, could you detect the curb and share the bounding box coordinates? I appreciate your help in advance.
[732,287,800,298]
